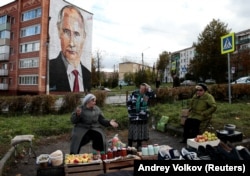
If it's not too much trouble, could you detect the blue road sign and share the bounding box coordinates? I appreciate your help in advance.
[221,33,235,54]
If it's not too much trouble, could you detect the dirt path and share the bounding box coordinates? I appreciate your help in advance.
[3,128,185,176]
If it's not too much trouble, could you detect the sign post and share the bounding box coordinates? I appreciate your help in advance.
[221,33,235,104]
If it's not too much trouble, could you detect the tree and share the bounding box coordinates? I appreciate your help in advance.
[156,51,170,82]
[124,72,134,85]
[91,57,98,87]
[189,19,230,83]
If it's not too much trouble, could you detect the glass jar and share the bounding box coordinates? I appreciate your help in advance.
[141,145,148,156]
[121,148,127,157]
[153,144,160,155]
[148,145,154,155]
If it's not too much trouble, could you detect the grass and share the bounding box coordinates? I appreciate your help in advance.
[1,98,250,160]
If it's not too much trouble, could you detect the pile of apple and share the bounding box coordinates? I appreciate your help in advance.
[194,131,218,143]
[65,153,93,164]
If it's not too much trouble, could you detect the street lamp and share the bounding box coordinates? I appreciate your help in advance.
[141,47,150,70]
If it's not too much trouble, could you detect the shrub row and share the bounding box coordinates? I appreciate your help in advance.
[155,84,250,103]
[0,91,107,116]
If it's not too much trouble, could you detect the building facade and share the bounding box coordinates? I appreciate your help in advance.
[0,0,93,95]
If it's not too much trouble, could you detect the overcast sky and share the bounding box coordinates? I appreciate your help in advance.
[1,0,250,71]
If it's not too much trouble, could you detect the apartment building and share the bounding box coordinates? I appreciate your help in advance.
[118,61,153,82]
[0,0,93,95]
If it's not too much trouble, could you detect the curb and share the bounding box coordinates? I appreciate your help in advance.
[0,147,14,176]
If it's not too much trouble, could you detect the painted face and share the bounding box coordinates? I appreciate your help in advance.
[58,8,85,67]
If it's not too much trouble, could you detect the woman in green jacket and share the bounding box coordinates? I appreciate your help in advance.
[180,83,217,143]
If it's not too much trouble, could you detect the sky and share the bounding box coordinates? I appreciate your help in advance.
[1,0,250,72]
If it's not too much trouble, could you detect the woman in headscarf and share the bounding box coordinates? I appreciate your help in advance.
[70,94,118,154]
[126,83,155,150]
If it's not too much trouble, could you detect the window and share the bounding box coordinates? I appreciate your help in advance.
[0,30,10,39]
[19,75,38,85]
[11,32,14,40]
[22,8,41,21]
[20,41,40,53]
[10,47,14,55]
[21,24,40,37]
[0,15,11,24]
[19,58,39,68]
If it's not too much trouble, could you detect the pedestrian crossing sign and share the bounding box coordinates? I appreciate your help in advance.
[221,33,235,54]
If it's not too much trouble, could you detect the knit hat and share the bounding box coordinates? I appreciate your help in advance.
[82,94,96,105]
[195,83,208,91]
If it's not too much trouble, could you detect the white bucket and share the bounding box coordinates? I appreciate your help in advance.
[49,150,63,166]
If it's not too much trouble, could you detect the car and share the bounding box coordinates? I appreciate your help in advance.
[205,79,216,84]
[180,80,196,86]
[231,76,250,84]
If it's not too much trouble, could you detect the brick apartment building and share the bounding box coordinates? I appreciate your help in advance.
[0,0,93,95]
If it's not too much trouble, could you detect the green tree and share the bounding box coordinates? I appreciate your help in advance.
[156,51,170,81]
[124,72,134,85]
[189,19,230,83]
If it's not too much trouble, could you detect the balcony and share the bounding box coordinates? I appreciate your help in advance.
[0,23,11,31]
[0,83,8,90]
[236,38,250,45]
[0,38,10,45]
[0,53,9,61]
[0,69,8,76]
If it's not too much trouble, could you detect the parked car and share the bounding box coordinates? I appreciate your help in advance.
[180,80,196,86]
[231,76,250,84]
[205,79,216,84]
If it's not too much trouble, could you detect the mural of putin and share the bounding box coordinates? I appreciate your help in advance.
[49,5,91,92]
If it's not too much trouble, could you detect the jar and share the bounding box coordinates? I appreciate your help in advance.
[100,151,107,160]
[148,145,154,155]
[153,144,160,155]
[107,150,113,159]
[121,148,127,157]
[92,151,98,160]
[116,147,121,157]
[141,146,148,156]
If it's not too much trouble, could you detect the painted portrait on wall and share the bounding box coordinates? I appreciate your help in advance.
[49,0,93,92]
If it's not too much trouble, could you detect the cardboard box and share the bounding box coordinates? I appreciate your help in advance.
[64,160,103,176]
[187,138,220,149]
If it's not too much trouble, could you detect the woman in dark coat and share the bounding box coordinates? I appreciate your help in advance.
[126,83,154,149]
[70,94,118,154]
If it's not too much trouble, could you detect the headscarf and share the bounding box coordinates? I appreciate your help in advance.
[82,93,96,106]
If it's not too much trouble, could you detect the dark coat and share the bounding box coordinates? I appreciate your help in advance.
[70,105,111,154]
[49,52,91,92]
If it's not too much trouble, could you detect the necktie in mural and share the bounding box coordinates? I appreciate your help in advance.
[72,70,79,92]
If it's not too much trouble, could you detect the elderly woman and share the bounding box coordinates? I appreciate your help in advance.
[126,83,155,149]
[70,94,118,154]
[180,83,217,143]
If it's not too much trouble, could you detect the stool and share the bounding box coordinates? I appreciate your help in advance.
[11,135,36,162]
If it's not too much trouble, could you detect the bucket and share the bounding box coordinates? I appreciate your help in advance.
[49,150,63,166]
[224,124,236,134]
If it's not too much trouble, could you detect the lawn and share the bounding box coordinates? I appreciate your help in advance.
[1,99,250,160]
